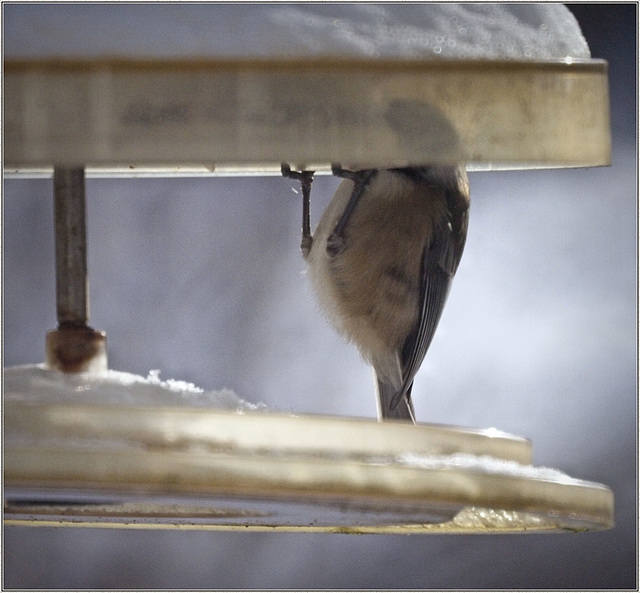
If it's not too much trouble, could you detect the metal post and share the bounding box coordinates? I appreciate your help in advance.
[53,167,88,325]
[45,167,107,373]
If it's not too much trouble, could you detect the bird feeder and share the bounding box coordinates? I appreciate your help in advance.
[3,5,613,532]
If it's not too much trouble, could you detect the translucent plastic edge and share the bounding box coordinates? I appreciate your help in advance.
[3,160,612,179]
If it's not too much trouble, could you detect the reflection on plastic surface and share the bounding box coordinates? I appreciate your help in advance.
[4,59,610,172]
[4,365,614,533]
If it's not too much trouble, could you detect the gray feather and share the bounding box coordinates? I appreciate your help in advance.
[390,168,470,412]
[376,374,415,422]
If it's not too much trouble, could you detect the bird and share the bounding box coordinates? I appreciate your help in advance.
[282,164,470,423]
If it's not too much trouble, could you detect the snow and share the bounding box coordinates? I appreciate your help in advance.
[3,364,263,411]
[398,452,573,483]
[4,4,590,61]
[263,4,590,60]
[5,364,583,485]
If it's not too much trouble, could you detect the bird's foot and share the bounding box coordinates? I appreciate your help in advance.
[282,163,314,259]
[326,232,346,258]
[301,234,313,259]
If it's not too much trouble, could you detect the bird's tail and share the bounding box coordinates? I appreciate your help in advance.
[375,373,416,423]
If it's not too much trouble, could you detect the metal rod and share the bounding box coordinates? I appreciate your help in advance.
[46,167,107,373]
[53,166,88,326]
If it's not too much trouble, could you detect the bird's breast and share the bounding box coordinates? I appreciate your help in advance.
[308,171,448,360]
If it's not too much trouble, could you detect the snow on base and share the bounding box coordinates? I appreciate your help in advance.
[3,364,264,411]
[4,365,588,485]
[398,452,574,483]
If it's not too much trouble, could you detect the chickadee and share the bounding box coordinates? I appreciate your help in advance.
[283,164,470,423]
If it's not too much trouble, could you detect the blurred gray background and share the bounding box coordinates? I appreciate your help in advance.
[3,3,637,589]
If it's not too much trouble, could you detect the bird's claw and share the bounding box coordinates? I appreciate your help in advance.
[331,164,358,180]
[301,235,313,259]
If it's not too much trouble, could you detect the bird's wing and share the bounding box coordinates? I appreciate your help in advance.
[390,192,469,411]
